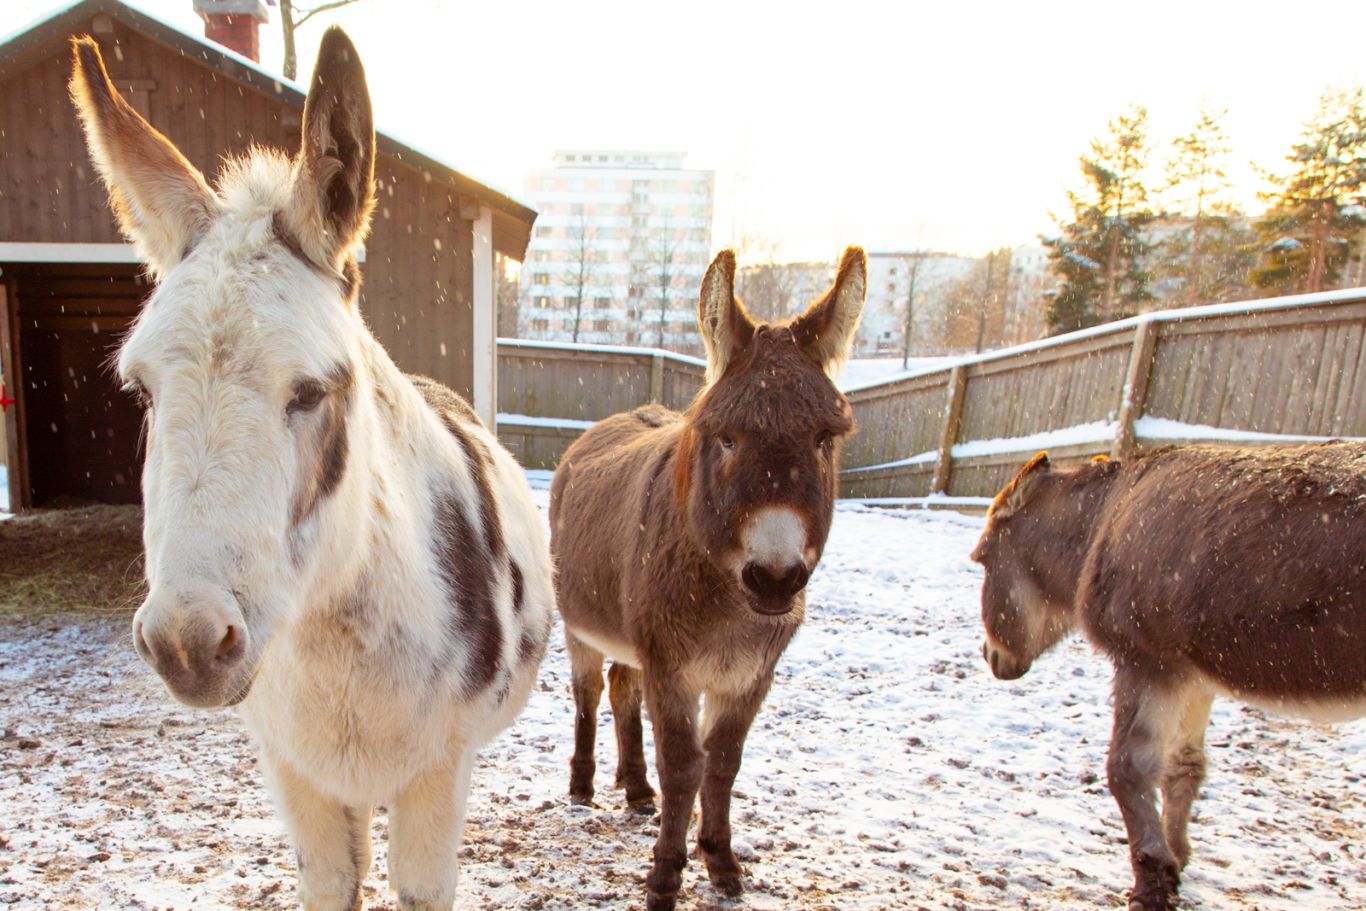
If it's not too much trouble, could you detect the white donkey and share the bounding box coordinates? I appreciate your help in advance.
[70,29,552,911]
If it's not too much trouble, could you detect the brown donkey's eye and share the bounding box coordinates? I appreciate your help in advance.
[288,380,327,414]
[718,434,736,451]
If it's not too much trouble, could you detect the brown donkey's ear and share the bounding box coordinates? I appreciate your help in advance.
[69,37,216,276]
[990,451,1051,519]
[791,246,866,378]
[697,249,756,384]
[283,27,376,274]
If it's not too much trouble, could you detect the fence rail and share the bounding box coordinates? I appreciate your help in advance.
[840,287,1366,501]
[495,339,705,468]
[495,288,1366,496]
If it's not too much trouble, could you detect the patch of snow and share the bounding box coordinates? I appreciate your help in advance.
[0,463,8,515]
[1135,417,1362,444]
[1268,236,1305,253]
[952,420,1116,458]
[2,496,1364,909]
[838,357,959,390]
[846,421,1116,475]
[499,337,706,367]
[523,469,555,491]
[497,413,596,431]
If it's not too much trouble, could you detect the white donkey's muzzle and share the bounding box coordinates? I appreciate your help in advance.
[133,584,251,708]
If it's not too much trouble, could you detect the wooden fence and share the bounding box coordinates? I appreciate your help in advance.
[494,288,1366,497]
[495,339,705,468]
[840,288,1366,501]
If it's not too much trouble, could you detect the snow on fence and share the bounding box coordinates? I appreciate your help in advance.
[840,287,1366,500]
[493,288,1366,495]
[495,339,705,468]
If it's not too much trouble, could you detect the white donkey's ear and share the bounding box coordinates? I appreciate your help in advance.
[697,249,756,384]
[282,27,376,274]
[791,246,866,378]
[69,37,216,276]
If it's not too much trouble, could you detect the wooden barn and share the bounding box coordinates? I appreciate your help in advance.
[0,0,535,510]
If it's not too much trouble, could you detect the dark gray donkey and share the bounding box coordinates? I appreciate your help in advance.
[973,444,1366,910]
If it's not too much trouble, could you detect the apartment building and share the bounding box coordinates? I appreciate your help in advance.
[519,150,714,351]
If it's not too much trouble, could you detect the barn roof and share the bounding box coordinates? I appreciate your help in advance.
[0,0,538,259]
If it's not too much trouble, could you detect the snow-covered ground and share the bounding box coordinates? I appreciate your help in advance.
[2,495,1364,910]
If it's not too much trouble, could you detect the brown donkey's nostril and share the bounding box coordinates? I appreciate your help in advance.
[216,624,244,663]
[741,562,811,602]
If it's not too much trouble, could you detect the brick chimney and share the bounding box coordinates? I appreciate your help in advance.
[193,0,270,63]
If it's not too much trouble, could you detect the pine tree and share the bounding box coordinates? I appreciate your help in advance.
[1252,88,1366,294]
[1043,107,1155,334]
[1158,109,1256,305]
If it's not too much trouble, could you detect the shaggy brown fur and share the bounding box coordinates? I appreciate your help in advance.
[973,443,1366,911]
[550,247,865,911]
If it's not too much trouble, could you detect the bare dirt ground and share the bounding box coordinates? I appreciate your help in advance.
[1,502,1364,910]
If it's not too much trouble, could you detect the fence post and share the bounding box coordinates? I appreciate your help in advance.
[930,365,968,495]
[649,353,665,404]
[1113,319,1158,459]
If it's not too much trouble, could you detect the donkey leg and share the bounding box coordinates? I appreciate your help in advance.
[261,753,371,911]
[643,671,703,911]
[1107,674,1185,911]
[697,679,772,896]
[608,661,655,811]
[387,751,475,911]
[566,633,606,806]
[1161,688,1214,870]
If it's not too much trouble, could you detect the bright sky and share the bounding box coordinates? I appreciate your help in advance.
[6,0,1366,260]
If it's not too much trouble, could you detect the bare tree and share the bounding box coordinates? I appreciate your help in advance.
[650,217,682,349]
[495,253,520,338]
[561,212,597,343]
[735,235,798,322]
[899,252,929,368]
[279,0,363,81]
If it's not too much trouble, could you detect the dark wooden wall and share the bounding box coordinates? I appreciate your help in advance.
[0,16,475,399]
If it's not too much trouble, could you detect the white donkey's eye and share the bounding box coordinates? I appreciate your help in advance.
[124,379,152,409]
[287,380,327,414]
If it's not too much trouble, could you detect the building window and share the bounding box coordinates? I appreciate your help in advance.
[566,296,580,311]
[595,296,612,309]
[535,226,552,238]
[594,319,609,331]
[535,296,550,309]
[535,273,550,285]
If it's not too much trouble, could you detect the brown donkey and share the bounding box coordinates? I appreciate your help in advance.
[550,247,865,910]
[972,443,1366,911]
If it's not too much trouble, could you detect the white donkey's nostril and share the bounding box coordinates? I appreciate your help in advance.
[215,624,244,663]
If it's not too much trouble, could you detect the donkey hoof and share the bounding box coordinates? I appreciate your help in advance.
[645,889,678,911]
[625,797,658,819]
[708,871,745,897]
[568,792,597,808]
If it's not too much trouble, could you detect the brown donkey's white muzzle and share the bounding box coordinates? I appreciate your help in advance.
[133,585,251,708]
[738,507,815,615]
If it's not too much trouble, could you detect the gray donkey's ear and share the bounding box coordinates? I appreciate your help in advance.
[791,246,866,378]
[70,36,216,275]
[697,249,756,384]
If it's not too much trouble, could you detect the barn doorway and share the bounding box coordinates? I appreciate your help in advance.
[3,263,149,507]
